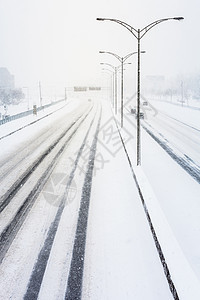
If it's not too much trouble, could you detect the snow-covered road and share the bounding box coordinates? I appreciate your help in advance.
[0,97,102,299]
[0,95,200,299]
[142,103,200,180]
[144,100,200,163]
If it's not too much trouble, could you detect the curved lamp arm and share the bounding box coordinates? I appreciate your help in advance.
[97,17,184,40]
[102,68,114,73]
[99,51,122,62]
[123,51,145,62]
[100,62,115,70]
[97,18,138,39]
[140,17,184,38]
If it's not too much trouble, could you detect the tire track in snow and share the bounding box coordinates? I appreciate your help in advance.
[0,105,93,264]
[0,105,92,213]
[65,111,102,300]
[142,123,200,184]
[23,106,101,300]
[0,113,72,180]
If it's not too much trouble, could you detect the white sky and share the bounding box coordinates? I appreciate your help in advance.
[0,0,199,89]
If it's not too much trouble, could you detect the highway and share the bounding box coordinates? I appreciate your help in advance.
[0,97,199,299]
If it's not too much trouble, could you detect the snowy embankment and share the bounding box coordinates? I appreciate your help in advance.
[132,166,200,300]
[83,99,200,299]
[83,101,174,300]
[121,100,200,299]
[0,99,80,159]
[115,102,200,300]
[0,99,69,140]
[150,99,200,130]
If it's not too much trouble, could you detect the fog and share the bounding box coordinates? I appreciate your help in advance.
[0,0,199,94]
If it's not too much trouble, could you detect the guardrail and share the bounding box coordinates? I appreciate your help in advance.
[0,99,65,126]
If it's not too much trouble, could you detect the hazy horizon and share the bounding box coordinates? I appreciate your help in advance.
[0,0,199,91]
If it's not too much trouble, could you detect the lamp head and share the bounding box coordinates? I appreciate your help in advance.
[173,17,184,21]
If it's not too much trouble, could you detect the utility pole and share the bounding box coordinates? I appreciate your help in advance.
[39,81,42,107]
[181,81,184,106]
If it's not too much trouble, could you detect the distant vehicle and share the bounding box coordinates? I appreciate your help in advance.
[143,101,148,106]
[131,108,136,114]
[135,112,144,119]
[3,114,10,119]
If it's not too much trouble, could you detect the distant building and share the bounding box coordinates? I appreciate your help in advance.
[0,68,15,89]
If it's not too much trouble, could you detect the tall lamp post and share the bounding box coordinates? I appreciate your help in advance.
[97,17,184,165]
[39,81,42,107]
[101,68,115,107]
[99,51,145,128]
[100,62,120,114]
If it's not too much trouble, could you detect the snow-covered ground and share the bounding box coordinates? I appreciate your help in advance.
[0,100,66,136]
[148,99,200,130]
[0,93,200,299]
[82,102,175,300]
[139,100,200,278]
[148,96,200,112]
[122,98,200,298]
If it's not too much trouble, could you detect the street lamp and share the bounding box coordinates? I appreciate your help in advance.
[99,51,145,128]
[100,62,120,114]
[101,68,115,107]
[39,81,42,107]
[97,16,184,165]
